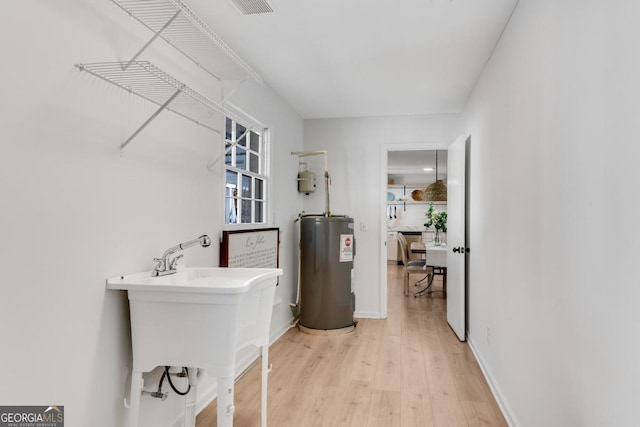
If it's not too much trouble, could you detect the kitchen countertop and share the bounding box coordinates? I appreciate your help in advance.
[387,227,431,232]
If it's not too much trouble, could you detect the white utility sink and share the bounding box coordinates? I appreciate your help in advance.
[107,267,283,427]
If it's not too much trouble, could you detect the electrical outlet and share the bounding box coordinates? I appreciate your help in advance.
[486,327,492,345]
[360,221,367,232]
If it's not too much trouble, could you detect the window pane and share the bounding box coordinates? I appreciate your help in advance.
[237,124,246,147]
[255,201,264,223]
[241,200,251,223]
[225,198,238,224]
[255,179,264,200]
[236,147,246,170]
[250,131,260,152]
[242,175,252,198]
[250,153,259,173]
[226,117,232,140]
[225,141,232,166]
[226,187,237,199]
[226,170,237,190]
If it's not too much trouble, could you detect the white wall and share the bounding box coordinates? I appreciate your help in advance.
[461,1,640,425]
[0,2,302,426]
[303,115,460,317]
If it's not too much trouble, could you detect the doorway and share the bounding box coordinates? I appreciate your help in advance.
[379,143,448,317]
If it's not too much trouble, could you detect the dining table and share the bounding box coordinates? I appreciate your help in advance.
[410,242,447,296]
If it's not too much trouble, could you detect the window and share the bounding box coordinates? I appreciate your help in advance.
[224,117,268,224]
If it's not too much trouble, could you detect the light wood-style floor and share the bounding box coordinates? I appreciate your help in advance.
[196,264,507,426]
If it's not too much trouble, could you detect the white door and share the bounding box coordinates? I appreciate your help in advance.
[447,135,467,341]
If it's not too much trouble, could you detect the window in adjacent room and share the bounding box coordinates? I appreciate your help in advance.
[224,117,268,224]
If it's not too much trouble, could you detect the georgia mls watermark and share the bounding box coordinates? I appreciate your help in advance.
[0,406,64,427]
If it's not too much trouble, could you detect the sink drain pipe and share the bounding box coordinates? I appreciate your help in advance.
[183,367,205,427]
[143,366,204,427]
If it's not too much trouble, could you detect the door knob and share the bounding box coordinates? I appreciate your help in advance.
[453,247,461,253]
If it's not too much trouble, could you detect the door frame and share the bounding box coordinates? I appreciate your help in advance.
[379,142,449,317]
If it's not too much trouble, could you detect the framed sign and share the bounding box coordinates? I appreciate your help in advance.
[220,228,280,269]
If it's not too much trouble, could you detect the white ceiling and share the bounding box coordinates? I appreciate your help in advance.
[190,0,518,119]
[388,150,447,177]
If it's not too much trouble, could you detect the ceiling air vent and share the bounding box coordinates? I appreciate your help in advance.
[230,0,274,15]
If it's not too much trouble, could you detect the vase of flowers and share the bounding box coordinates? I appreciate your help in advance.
[424,203,447,246]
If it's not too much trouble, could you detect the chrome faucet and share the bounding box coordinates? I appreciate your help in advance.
[152,234,212,277]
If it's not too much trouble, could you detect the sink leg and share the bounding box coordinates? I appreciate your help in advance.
[127,371,144,427]
[217,376,235,427]
[184,382,197,427]
[261,345,269,427]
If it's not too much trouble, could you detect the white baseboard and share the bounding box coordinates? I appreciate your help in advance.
[354,310,385,319]
[270,321,294,346]
[467,334,519,427]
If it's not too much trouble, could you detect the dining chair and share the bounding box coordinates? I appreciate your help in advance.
[397,233,433,296]
[397,233,432,288]
[397,232,425,267]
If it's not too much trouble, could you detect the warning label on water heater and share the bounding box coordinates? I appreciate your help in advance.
[340,234,353,262]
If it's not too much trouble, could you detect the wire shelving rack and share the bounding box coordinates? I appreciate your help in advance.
[76,61,242,150]
[112,0,263,84]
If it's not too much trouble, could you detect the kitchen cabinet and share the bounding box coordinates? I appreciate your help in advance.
[387,231,398,262]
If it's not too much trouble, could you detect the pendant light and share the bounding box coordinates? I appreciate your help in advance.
[424,150,447,201]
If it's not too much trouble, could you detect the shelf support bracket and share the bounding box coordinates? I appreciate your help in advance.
[122,9,182,71]
[120,86,183,152]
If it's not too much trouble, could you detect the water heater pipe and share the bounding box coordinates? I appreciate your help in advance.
[291,150,331,215]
